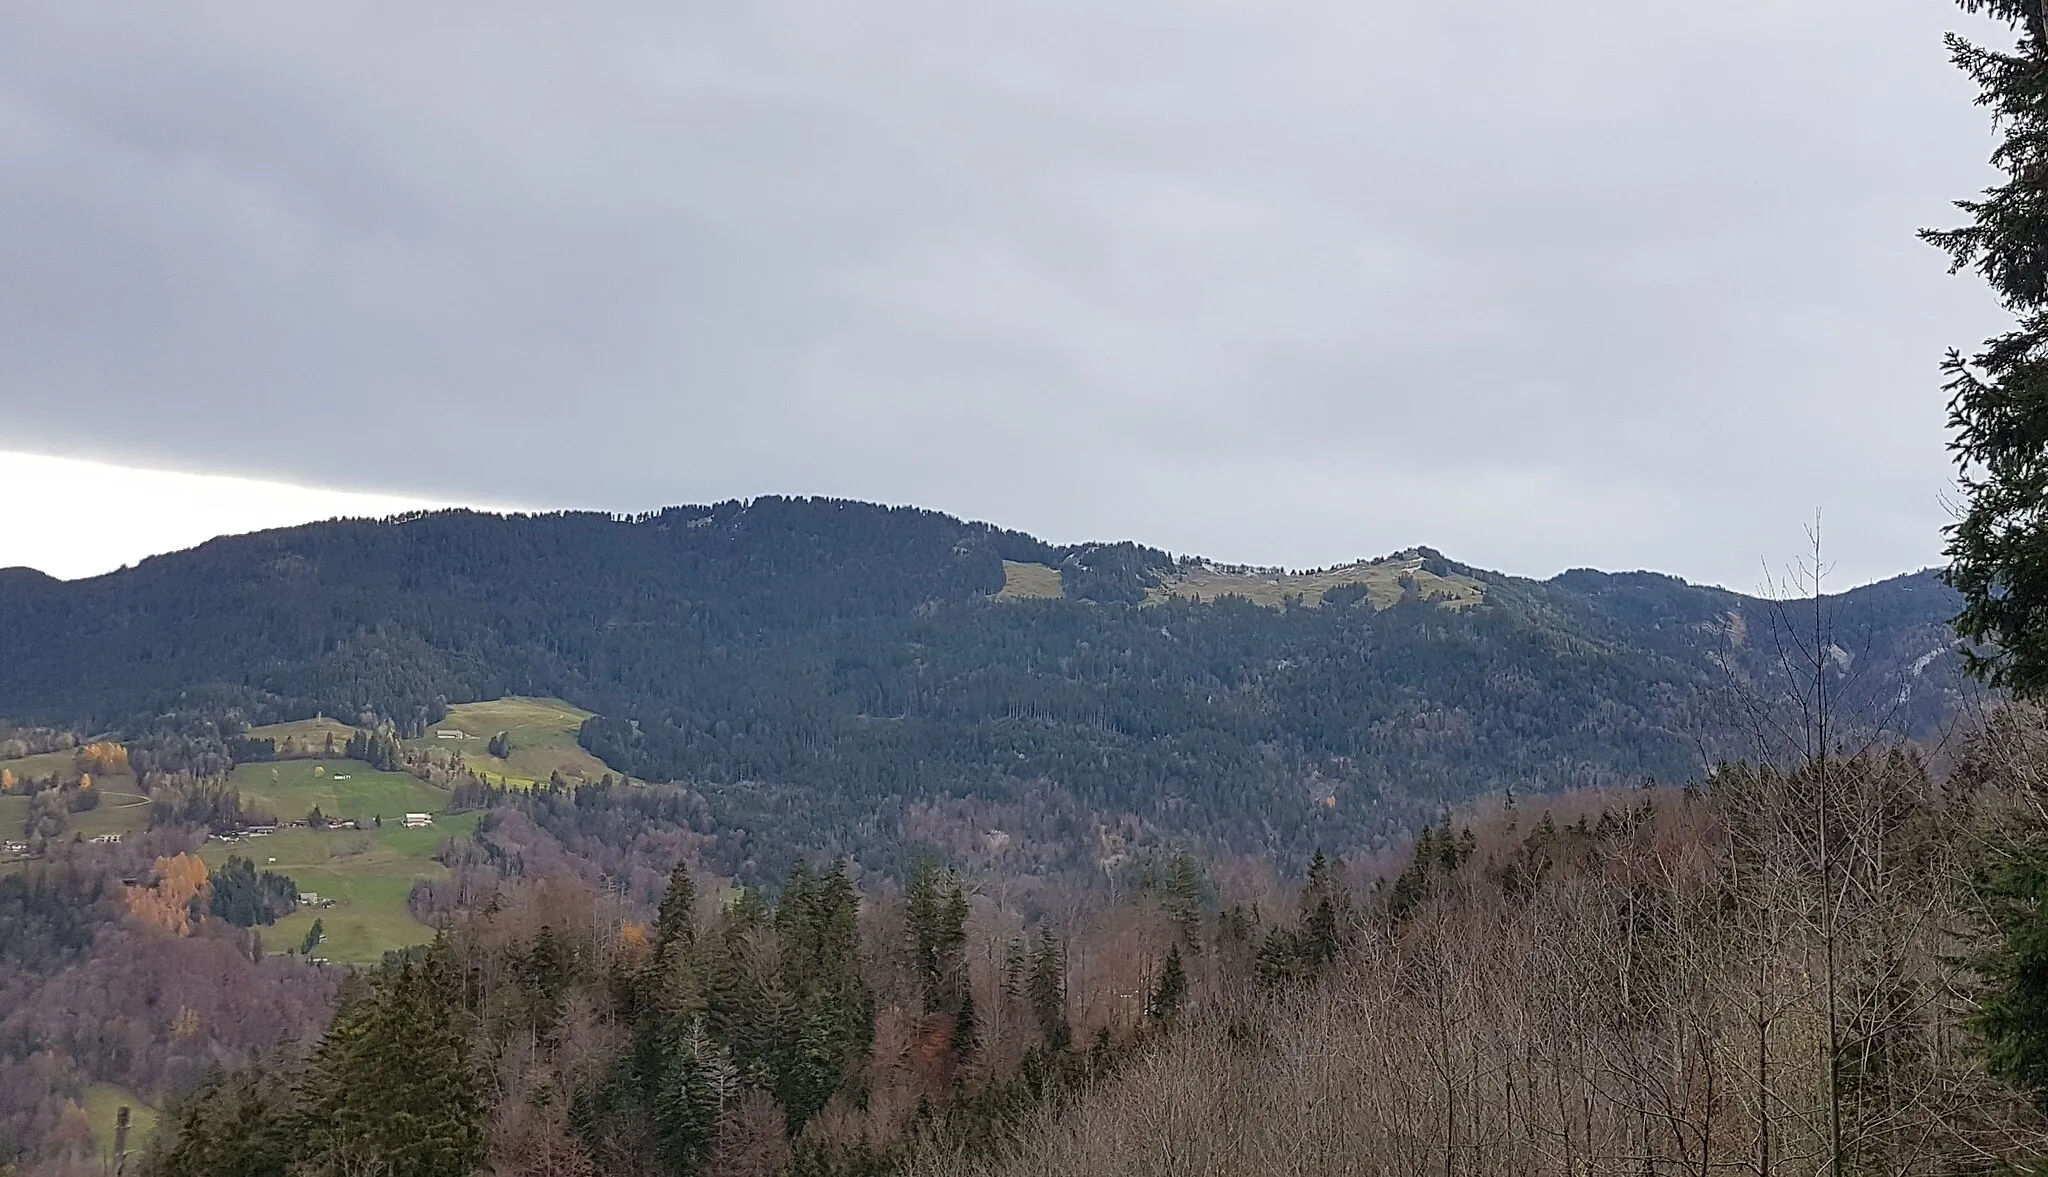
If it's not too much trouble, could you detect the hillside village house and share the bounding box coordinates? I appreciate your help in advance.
[404,813,434,828]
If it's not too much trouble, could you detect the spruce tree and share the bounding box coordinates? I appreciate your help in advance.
[1162,850,1206,953]
[1299,849,1346,967]
[950,985,979,1058]
[146,1070,294,1177]
[655,859,697,955]
[297,959,485,1177]
[1926,0,2048,693]
[1971,844,2048,1109]
[650,1016,735,1177]
[1147,943,1188,1024]
[1025,932,1069,1050]
[1925,0,2048,1117]
[905,863,969,1012]
[771,860,873,1130]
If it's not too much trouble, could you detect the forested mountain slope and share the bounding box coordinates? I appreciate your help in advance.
[0,498,1970,861]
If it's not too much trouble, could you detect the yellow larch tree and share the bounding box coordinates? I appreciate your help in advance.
[124,853,211,936]
[77,741,129,776]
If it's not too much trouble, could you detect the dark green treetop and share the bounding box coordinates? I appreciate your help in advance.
[1927,0,2048,694]
[296,952,486,1177]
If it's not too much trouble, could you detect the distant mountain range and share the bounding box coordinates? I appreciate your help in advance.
[0,498,1973,863]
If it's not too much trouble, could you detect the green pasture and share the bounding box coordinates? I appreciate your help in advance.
[83,1083,158,1163]
[227,759,448,824]
[68,784,152,839]
[406,696,612,788]
[0,780,150,845]
[0,794,28,836]
[0,748,79,782]
[242,716,361,756]
[201,811,480,964]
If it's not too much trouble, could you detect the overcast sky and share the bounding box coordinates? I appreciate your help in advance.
[0,1,2014,590]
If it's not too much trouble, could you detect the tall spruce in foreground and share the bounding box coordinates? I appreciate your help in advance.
[1929,0,2048,1122]
[1926,0,2048,693]
[298,954,486,1177]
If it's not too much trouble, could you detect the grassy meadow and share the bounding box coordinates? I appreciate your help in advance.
[0,793,29,829]
[212,755,471,961]
[404,696,612,787]
[201,811,481,964]
[4,696,611,951]
[82,1083,158,1163]
[241,716,362,757]
[68,784,153,839]
[0,748,80,781]
[0,777,151,849]
[243,696,620,790]
[227,759,446,825]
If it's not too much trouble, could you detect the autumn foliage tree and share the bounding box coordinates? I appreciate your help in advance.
[77,741,130,777]
[124,853,210,936]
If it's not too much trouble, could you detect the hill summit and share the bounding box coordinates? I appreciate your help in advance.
[0,497,1967,866]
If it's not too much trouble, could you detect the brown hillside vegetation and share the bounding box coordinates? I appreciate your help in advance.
[911,719,2048,1177]
[997,560,1065,600]
[74,711,2048,1177]
[1147,553,1485,610]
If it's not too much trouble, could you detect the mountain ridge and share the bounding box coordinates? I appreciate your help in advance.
[0,497,1972,867]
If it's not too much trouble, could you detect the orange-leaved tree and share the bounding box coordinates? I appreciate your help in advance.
[77,741,129,777]
[125,853,211,936]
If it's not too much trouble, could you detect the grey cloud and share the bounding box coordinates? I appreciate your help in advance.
[0,0,2009,588]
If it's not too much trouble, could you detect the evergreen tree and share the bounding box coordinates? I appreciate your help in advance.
[696,892,783,1092]
[1146,943,1188,1024]
[207,855,299,927]
[655,859,698,956]
[1255,851,1351,988]
[297,956,486,1177]
[1252,927,1303,990]
[771,860,873,1128]
[1927,0,2048,694]
[299,917,324,956]
[1299,849,1344,968]
[905,863,969,1013]
[1973,838,2048,1108]
[950,985,979,1058]
[649,1016,735,1177]
[522,924,573,1025]
[144,1070,294,1177]
[1025,932,1069,1050]
[1161,849,1206,953]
